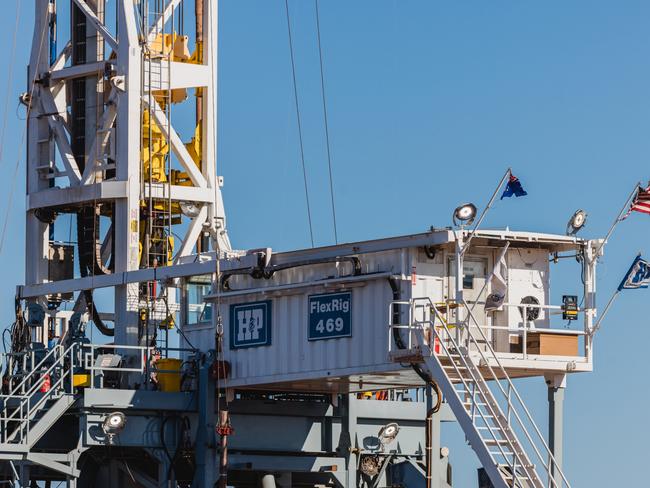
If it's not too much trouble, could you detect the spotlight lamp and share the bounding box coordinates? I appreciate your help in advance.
[377,422,400,446]
[179,201,202,218]
[566,209,588,236]
[453,203,478,227]
[102,411,127,444]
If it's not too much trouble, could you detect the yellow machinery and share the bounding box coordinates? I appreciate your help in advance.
[139,32,204,267]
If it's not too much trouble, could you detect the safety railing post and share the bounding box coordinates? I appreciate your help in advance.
[523,306,528,360]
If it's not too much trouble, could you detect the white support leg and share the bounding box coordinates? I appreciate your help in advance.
[114,0,142,347]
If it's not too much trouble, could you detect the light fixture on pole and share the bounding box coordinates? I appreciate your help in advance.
[452,203,477,227]
[566,209,588,236]
[102,411,127,444]
[377,422,400,446]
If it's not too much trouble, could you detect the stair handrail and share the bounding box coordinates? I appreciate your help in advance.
[412,313,532,482]
[0,343,77,444]
[406,297,571,488]
[2,343,71,400]
[458,300,571,488]
[409,302,540,485]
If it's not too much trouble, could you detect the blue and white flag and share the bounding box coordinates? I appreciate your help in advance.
[618,255,650,291]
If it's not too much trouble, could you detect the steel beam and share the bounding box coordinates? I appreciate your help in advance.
[50,61,106,82]
[70,0,117,50]
[547,374,566,488]
[143,97,208,188]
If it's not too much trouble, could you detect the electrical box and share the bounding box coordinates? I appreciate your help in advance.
[48,242,74,301]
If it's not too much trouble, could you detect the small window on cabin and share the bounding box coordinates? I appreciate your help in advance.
[463,274,475,289]
[463,260,487,290]
[186,280,213,325]
[449,258,487,290]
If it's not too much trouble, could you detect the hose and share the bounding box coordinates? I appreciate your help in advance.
[83,290,114,337]
[388,277,442,488]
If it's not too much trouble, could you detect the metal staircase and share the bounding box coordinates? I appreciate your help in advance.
[0,344,77,451]
[389,297,571,488]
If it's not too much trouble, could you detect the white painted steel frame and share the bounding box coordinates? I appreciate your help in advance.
[26,0,231,345]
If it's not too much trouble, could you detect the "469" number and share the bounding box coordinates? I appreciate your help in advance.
[315,317,344,334]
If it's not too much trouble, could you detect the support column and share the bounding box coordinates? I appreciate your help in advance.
[194,352,217,488]
[343,395,358,488]
[114,0,142,347]
[546,374,566,487]
[203,0,230,251]
[18,462,30,488]
[426,388,442,488]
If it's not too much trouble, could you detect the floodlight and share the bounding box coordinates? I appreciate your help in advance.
[566,209,588,236]
[453,203,477,226]
[179,201,201,218]
[102,411,126,444]
[377,422,400,445]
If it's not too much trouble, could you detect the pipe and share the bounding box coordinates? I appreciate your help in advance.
[218,410,230,488]
[221,256,362,291]
[83,290,114,336]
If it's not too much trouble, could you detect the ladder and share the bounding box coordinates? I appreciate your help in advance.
[0,344,77,450]
[389,297,571,488]
[140,3,176,353]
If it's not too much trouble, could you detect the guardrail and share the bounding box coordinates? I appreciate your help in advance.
[389,298,589,361]
[82,344,197,389]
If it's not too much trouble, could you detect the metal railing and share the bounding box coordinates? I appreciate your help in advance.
[83,344,197,389]
[389,297,572,488]
[0,343,76,445]
[468,301,588,361]
[0,342,199,445]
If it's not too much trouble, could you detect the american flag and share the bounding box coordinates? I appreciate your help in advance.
[623,183,650,219]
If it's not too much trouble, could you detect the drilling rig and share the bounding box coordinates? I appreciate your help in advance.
[0,1,605,487]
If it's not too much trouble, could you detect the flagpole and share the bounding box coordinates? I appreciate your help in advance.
[590,252,644,337]
[469,242,510,314]
[460,167,512,257]
[589,289,620,337]
[593,183,640,259]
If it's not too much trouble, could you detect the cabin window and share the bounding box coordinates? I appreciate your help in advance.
[186,280,213,325]
[448,257,488,291]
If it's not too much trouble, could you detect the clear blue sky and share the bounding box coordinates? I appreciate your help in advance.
[0,1,648,486]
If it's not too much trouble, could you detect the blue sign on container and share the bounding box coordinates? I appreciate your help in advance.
[230,300,272,349]
[308,292,352,341]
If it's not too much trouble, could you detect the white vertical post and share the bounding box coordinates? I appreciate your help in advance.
[455,233,465,347]
[583,240,599,361]
[204,0,230,251]
[114,0,142,347]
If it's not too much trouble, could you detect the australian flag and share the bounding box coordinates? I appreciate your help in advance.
[618,255,650,291]
[501,173,528,199]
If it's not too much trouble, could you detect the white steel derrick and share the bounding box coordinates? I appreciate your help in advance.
[25,0,230,345]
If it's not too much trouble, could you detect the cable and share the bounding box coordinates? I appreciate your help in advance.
[284,0,315,247]
[314,0,338,244]
[0,0,27,256]
[0,0,22,171]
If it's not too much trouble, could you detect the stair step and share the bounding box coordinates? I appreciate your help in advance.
[464,401,487,407]
[485,439,510,445]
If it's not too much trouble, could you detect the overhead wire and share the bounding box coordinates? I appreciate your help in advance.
[0,1,50,256]
[0,0,23,170]
[284,0,315,248]
[314,0,338,244]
